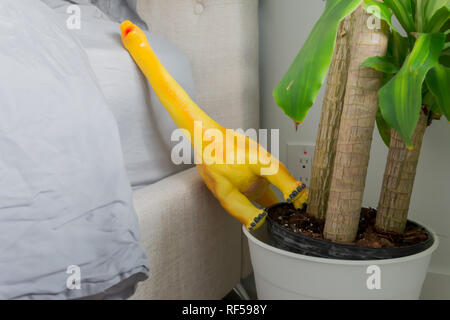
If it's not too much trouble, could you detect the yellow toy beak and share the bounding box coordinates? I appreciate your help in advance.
[120,20,136,41]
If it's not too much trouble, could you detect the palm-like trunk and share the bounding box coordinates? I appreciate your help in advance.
[323,7,389,243]
[376,110,428,233]
[307,14,355,220]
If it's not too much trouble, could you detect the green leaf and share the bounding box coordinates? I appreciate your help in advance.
[414,0,450,33]
[416,0,427,31]
[441,50,450,67]
[425,5,450,32]
[391,31,411,67]
[362,0,399,33]
[273,0,361,123]
[376,72,395,147]
[362,56,400,74]
[378,33,445,147]
[424,0,450,21]
[426,64,450,121]
[383,0,416,33]
[442,19,450,38]
[424,91,443,118]
[376,108,392,147]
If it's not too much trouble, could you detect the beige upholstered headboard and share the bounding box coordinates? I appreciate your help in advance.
[136,0,259,131]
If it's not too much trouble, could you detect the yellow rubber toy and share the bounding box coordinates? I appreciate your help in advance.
[120,21,308,231]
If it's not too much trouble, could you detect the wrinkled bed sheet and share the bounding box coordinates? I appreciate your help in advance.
[0,0,149,299]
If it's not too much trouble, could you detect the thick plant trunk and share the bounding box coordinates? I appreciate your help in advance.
[323,7,389,243]
[307,14,355,220]
[376,110,428,234]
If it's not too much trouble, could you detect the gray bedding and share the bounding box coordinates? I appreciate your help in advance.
[42,0,196,188]
[41,0,148,29]
[0,0,149,299]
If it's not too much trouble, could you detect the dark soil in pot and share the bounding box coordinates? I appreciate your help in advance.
[266,203,434,260]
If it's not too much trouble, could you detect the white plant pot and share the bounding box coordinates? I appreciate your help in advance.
[243,224,439,300]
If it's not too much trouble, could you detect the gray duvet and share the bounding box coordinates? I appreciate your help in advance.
[0,0,149,299]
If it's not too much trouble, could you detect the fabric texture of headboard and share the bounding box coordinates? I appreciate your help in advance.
[136,0,260,131]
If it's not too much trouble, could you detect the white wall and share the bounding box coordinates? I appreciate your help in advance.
[259,0,450,298]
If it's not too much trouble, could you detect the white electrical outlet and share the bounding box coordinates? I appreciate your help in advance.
[287,144,315,187]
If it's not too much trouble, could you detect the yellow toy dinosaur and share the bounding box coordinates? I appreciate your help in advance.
[120,21,308,231]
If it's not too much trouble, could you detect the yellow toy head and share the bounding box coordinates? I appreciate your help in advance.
[120,20,148,50]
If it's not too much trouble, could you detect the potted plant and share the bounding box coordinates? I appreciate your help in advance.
[244,0,448,299]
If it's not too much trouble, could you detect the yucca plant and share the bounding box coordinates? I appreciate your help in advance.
[362,0,449,234]
[273,0,449,243]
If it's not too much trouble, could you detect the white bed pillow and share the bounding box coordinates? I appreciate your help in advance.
[44,0,196,188]
[0,0,149,299]
[41,0,148,29]
[92,0,148,28]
